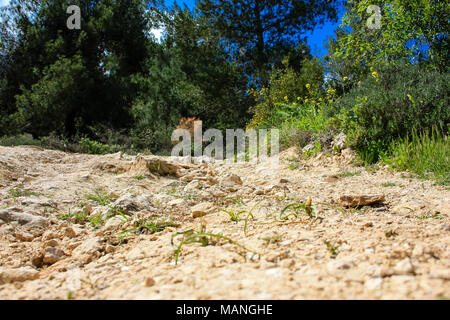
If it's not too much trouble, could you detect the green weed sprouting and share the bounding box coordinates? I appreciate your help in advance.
[58,208,89,224]
[85,188,114,205]
[337,170,362,178]
[416,211,442,220]
[118,218,179,243]
[382,182,397,187]
[170,226,259,265]
[279,197,314,220]
[325,241,339,256]
[58,204,129,229]
[219,209,253,222]
[385,230,398,238]
[9,185,42,198]
[385,127,449,186]
[261,234,283,245]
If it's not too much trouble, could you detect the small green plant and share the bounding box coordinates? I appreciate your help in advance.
[58,208,89,224]
[279,198,314,220]
[132,175,146,180]
[288,161,300,170]
[416,211,442,220]
[302,140,322,158]
[104,205,129,222]
[382,182,397,187]
[58,205,126,228]
[385,230,398,238]
[170,226,259,265]
[261,234,283,245]
[325,241,339,256]
[165,185,198,201]
[85,188,114,206]
[87,212,104,229]
[9,186,42,198]
[337,170,362,178]
[118,218,179,243]
[219,209,253,222]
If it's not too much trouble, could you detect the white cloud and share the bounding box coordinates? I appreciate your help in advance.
[0,0,10,7]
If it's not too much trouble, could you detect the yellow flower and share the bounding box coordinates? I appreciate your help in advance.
[297,97,301,101]
[284,96,288,101]
[343,76,348,81]
[371,71,379,79]
[370,66,374,72]
[306,83,311,89]
[305,99,309,103]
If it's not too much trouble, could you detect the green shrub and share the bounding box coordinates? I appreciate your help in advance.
[385,127,449,185]
[248,57,324,129]
[0,134,42,147]
[338,62,449,163]
[78,137,121,155]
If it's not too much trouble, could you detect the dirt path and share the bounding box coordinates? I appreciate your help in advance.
[0,145,449,299]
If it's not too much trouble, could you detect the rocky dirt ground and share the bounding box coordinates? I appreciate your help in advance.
[0,145,449,300]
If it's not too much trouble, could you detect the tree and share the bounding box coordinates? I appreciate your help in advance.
[130,5,254,151]
[0,0,150,137]
[198,0,339,84]
[327,0,449,86]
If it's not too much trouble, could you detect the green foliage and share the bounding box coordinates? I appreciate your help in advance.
[78,137,121,155]
[337,62,449,163]
[381,182,397,187]
[385,127,449,185]
[85,188,114,206]
[280,201,315,220]
[0,134,42,147]
[248,58,324,128]
[415,211,442,220]
[327,0,449,86]
[0,0,149,138]
[219,209,253,222]
[118,217,179,243]
[199,0,339,84]
[325,241,339,256]
[129,6,253,151]
[247,57,339,154]
[170,226,259,265]
[337,170,362,178]
[58,208,90,224]
[15,55,91,137]
[9,185,42,198]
